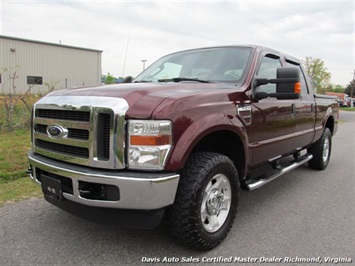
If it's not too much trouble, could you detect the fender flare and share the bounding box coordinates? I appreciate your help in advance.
[322,107,335,132]
[165,113,249,172]
[314,106,336,143]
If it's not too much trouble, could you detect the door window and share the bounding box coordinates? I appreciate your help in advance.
[255,56,282,93]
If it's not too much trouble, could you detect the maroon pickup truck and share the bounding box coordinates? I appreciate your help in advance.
[28,45,338,250]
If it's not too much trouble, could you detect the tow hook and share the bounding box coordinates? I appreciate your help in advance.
[26,166,33,175]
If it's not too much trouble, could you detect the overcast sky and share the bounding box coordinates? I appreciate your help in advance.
[1,0,354,86]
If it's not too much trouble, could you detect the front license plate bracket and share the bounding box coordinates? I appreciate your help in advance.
[41,175,63,201]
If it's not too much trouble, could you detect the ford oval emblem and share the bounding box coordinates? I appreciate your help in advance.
[47,124,68,139]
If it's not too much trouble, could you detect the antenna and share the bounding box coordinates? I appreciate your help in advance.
[122,29,131,78]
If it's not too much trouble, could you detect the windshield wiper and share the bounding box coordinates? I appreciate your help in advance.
[158,77,210,83]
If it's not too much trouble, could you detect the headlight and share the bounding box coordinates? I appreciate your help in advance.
[127,120,173,170]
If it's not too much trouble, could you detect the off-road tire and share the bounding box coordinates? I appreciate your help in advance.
[308,127,332,170]
[168,152,239,251]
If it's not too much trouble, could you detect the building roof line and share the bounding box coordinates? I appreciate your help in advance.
[0,35,103,53]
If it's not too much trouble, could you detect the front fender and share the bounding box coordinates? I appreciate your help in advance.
[165,113,248,171]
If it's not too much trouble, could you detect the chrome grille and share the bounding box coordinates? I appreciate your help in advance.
[32,96,129,169]
[35,124,89,140]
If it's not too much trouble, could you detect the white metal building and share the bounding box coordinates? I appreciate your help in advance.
[0,35,102,94]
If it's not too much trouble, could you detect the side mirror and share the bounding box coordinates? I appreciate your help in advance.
[255,67,301,100]
[276,67,301,95]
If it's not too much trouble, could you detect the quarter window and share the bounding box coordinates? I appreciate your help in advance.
[285,61,309,95]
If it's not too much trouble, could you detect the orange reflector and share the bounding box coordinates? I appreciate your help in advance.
[130,135,171,146]
[294,82,301,94]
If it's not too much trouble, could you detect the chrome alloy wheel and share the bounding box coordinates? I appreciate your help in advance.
[201,174,232,233]
[322,136,330,163]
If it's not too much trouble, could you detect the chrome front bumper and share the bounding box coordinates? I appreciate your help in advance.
[28,151,180,210]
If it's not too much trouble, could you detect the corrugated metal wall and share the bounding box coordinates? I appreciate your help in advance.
[0,36,102,94]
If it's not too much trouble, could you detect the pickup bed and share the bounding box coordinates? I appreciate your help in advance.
[28,45,338,250]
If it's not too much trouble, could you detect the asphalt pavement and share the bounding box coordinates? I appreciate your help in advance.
[0,111,354,266]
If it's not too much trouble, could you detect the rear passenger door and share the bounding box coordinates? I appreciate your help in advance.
[248,53,297,166]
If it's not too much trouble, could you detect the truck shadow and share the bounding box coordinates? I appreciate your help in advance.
[30,164,320,261]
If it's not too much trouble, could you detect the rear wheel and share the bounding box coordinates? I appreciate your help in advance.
[168,152,239,251]
[308,128,332,170]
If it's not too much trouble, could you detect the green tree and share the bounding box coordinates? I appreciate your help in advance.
[344,80,355,98]
[320,84,345,95]
[302,57,331,93]
[104,72,116,84]
[332,84,345,93]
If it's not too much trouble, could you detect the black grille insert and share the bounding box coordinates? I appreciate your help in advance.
[97,113,111,160]
[35,124,47,134]
[36,139,89,158]
[68,128,89,140]
[36,109,90,122]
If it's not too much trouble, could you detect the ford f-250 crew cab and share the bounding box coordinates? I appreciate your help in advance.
[28,45,338,250]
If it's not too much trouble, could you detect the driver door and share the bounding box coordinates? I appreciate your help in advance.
[247,53,297,166]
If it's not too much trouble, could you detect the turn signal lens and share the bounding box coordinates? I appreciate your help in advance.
[130,135,172,146]
[294,82,301,94]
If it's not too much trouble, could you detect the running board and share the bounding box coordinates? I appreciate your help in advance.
[246,154,313,191]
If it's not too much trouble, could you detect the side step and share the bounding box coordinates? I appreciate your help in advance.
[245,154,313,191]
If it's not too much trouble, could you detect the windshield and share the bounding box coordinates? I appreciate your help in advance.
[134,47,253,83]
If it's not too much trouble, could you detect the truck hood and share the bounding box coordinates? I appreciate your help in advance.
[46,82,238,119]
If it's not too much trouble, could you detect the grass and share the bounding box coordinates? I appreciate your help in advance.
[341,107,355,111]
[0,177,42,207]
[0,129,31,181]
[0,129,42,206]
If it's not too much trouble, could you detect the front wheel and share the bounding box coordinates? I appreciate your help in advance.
[168,152,239,251]
[308,127,332,170]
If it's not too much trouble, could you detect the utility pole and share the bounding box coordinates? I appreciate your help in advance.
[351,69,355,108]
[141,60,147,70]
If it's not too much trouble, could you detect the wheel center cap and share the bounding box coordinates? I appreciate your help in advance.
[206,190,223,215]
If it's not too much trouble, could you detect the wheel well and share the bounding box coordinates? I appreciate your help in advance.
[325,116,335,134]
[191,130,245,179]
